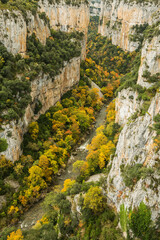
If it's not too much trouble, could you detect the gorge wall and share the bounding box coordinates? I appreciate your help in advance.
[0,0,89,161]
[0,57,81,161]
[99,0,160,225]
[98,0,159,51]
[0,0,89,59]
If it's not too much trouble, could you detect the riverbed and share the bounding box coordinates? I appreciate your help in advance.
[18,96,107,230]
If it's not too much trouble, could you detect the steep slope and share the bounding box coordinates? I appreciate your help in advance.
[100,2,160,227]
[98,0,159,51]
[0,0,89,161]
[0,0,89,59]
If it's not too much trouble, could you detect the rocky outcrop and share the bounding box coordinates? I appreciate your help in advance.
[98,0,159,51]
[0,10,51,56]
[137,34,160,88]
[0,0,89,59]
[115,88,139,125]
[0,57,81,161]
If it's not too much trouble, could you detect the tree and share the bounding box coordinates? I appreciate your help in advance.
[61,179,76,192]
[83,186,106,214]
[101,83,113,98]
[28,165,47,189]
[28,122,39,140]
[87,133,108,152]
[73,160,89,177]
[7,229,23,240]
[38,155,52,182]
[14,163,24,176]
[99,141,115,168]
[0,155,13,179]
[0,138,8,152]
[86,150,99,173]
[75,109,91,132]
[129,202,152,239]
[0,56,4,68]
[106,101,115,123]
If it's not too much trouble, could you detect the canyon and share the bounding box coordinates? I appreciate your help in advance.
[0,0,160,238]
[0,0,89,161]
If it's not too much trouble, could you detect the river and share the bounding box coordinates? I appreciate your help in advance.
[18,87,107,230]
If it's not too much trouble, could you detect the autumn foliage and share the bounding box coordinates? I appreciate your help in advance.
[7,229,23,240]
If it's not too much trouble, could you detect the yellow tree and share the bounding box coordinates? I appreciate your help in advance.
[73,160,89,177]
[87,132,108,152]
[28,122,39,140]
[7,229,23,240]
[38,155,52,182]
[86,150,99,173]
[61,179,76,192]
[28,165,47,189]
[106,100,115,123]
[99,141,115,169]
[83,186,106,214]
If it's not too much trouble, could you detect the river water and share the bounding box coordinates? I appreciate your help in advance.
[18,89,107,230]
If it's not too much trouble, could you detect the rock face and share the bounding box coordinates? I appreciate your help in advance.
[115,88,139,125]
[108,93,160,221]
[89,0,101,16]
[0,10,50,56]
[0,57,81,161]
[0,0,89,59]
[106,21,160,222]
[137,34,160,88]
[98,0,159,51]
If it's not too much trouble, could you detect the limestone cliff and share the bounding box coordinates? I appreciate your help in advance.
[105,16,160,225]
[0,0,89,59]
[89,0,101,16]
[0,57,81,161]
[98,0,159,51]
[108,92,160,221]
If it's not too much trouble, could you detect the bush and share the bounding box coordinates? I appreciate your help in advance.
[0,138,8,152]
[121,164,154,188]
[120,204,128,232]
[129,202,152,240]
[83,186,106,214]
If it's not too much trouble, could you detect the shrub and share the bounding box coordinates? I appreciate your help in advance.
[121,164,154,188]
[120,204,128,232]
[83,186,106,214]
[129,202,152,240]
[0,138,8,152]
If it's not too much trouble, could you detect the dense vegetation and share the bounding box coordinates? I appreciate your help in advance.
[0,30,82,125]
[81,16,136,100]
[0,79,103,229]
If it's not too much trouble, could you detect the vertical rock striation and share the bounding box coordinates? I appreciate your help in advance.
[0,57,81,161]
[0,0,89,59]
[98,0,159,51]
[105,9,160,223]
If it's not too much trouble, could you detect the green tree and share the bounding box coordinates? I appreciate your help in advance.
[129,202,152,240]
[0,138,8,152]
